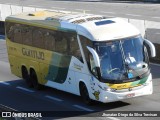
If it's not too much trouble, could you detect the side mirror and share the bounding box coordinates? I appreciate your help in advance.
[87,46,100,67]
[144,39,156,57]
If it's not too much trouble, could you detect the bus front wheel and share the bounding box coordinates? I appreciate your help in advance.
[22,67,33,88]
[80,83,93,105]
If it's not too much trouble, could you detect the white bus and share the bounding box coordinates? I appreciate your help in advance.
[5,10,156,104]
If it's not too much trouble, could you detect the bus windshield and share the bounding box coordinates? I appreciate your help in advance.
[94,36,149,81]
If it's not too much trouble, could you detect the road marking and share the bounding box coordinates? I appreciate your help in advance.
[16,86,35,93]
[51,7,66,10]
[75,9,90,11]
[0,81,10,85]
[28,5,42,8]
[150,63,160,67]
[125,14,141,17]
[104,15,115,18]
[0,104,17,111]
[45,95,63,102]
[4,3,12,5]
[98,117,120,120]
[73,104,94,112]
[100,11,115,14]
[5,3,19,6]
[107,117,121,120]
[152,17,160,19]
[80,0,102,2]
[155,33,160,35]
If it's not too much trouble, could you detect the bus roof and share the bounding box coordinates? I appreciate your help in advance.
[6,10,140,41]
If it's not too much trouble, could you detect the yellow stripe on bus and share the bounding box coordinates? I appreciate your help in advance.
[106,82,141,90]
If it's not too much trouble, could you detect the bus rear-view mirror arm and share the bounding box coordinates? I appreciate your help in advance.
[87,46,100,67]
[144,39,156,57]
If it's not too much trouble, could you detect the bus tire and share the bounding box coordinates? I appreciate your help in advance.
[80,82,93,105]
[30,69,42,90]
[22,66,33,88]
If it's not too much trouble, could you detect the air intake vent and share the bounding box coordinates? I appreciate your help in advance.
[95,20,115,26]
[86,17,103,21]
[71,19,86,24]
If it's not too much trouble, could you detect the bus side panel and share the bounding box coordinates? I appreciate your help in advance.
[45,52,71,83]
[41,56,81,95]
[7,40,23,78]
[39,62,49,85]
[8,55,22,78]
[8,54,41,83]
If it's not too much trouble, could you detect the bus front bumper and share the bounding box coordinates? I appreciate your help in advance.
[100,78,153,103]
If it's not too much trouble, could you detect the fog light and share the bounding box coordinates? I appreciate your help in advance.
[110,88,117,92]
[105,96,108,100]
[104,87,111,91]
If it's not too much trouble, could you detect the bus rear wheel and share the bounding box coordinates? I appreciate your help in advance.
[30,69,42,90]
[80,83,93,105]
[22,67,33,88]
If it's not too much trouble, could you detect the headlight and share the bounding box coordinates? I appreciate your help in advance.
[98,85,110,91]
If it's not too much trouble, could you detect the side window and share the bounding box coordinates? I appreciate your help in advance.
[44,30,55,51]
[80,35,93,62]
[32,28,44,48]
[6,22,14,41]
[55,32,67,54]
[22,26,32,46]
[89,54,98,77]
[13,24,22,43]
[68,33,83,62]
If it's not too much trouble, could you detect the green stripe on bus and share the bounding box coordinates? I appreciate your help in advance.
[131,76,148,86]
[45,53,71,83]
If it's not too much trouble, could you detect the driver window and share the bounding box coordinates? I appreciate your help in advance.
[89,54,98,77]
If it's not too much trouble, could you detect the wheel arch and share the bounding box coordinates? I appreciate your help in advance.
[21,65,28,78]
[29,67,35,74]
[79,80,89,96]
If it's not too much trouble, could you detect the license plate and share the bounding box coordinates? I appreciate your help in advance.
[126,93,135,98]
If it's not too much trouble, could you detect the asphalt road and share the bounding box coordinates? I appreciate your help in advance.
[0,0,160,22]
[0,39,160,120]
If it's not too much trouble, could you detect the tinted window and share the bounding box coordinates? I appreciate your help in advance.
[6,22,82,62]
[32,28,44,48]
[6,22,14,41]
[22,26,32,46]
[44,30,55,51]
[55,32,67,54]
[68,33,82,61]
[13,24,22,43]
[80,35,93,62]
